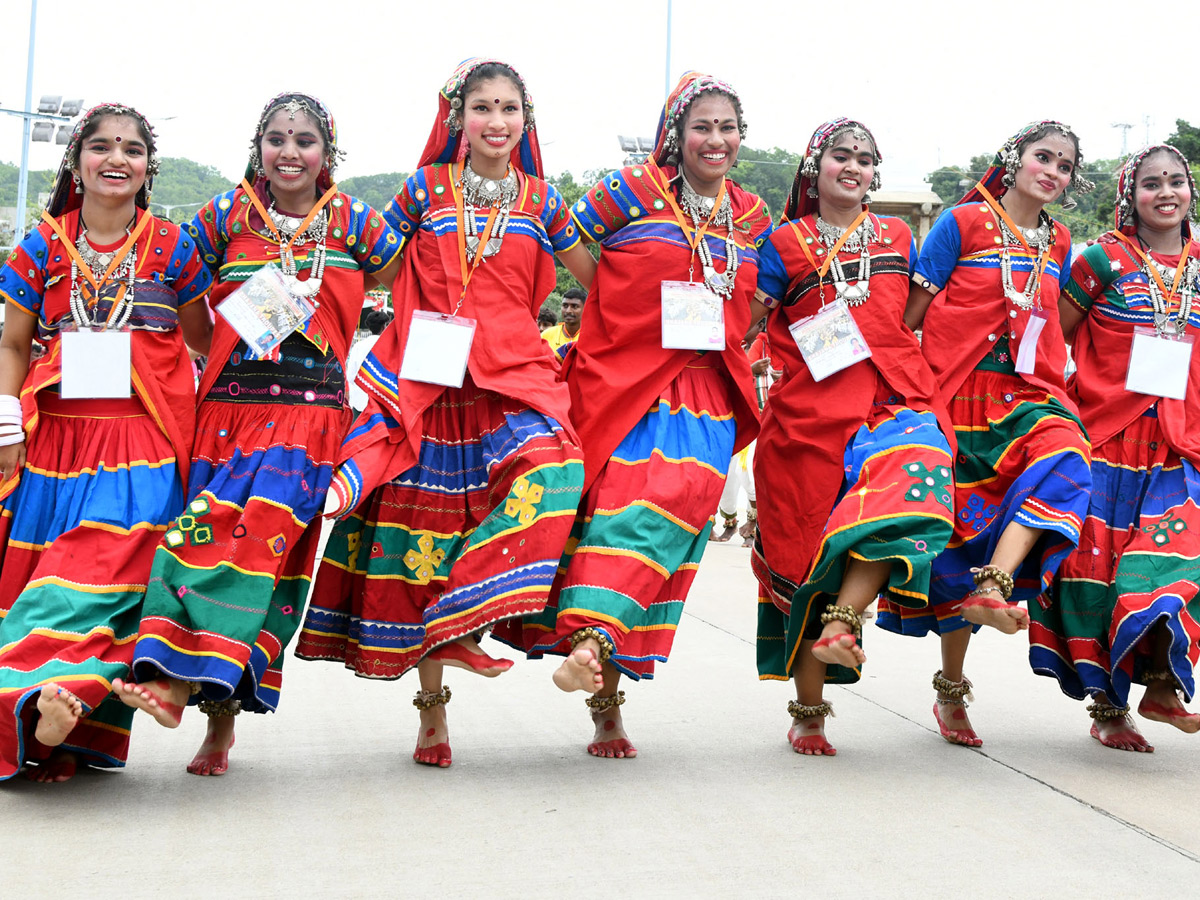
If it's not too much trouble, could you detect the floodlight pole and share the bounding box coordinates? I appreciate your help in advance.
[14,0,38,242]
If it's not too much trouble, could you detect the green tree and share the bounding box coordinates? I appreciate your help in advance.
[733,145,803,221]
[338,172,408,211]
[1166,120,1200,162]
[148,157,236,221]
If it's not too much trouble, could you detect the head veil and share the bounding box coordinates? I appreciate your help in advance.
[959,120,1094,208]
[417,57,543,176]
[45,103,159,217]
[783,118,881,222]
[1113,144,1197,235]
[651,71,746,170]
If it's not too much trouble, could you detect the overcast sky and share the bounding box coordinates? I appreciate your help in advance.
[1,0,1189,199]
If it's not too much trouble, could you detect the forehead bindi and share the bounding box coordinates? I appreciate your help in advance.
[686,95,737,127]
[464,77,522,108]
[86,117,145,149]
[1139,153,1186,181]
[1028,135,1076,164]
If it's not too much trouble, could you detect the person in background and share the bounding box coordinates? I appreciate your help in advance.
[542,286,584,355]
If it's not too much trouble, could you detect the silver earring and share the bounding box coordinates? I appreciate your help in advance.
[1060,190,1077,211]
[72,173,83,194]
[806,186,819,198]
[1001,171,1016,188]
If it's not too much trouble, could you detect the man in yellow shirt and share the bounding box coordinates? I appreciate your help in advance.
[541,287,584,356]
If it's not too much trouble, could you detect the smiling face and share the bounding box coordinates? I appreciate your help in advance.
[678,94,740,196]
[1012,132,1077,206]
[1134,149,1191,234]
[815,131,876,209]
[461,75,525,168]
[259,108,327,203]
[74,115,148,205]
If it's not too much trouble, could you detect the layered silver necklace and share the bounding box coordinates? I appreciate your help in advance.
[679,175,739,299]
[998,216,1052,310]
[816,216,876,306]
[70,223,136,329]
[268,201,328,298]
[1145,254,1198,336]
[460,160,518,262]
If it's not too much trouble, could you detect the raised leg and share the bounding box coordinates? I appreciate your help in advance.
[961,522,1038,634]
[788,643,835,756]
[810,557,889,668]
[933,628,982,746]
[413,659,451,768]
[111,676,193,728]
[428,635,514,677]
[553,628,608,694]
[33,684,83,748]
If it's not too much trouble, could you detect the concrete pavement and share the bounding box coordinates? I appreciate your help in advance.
[2,541,1198,898]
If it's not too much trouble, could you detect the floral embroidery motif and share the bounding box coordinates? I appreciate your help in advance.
[504,476,544,526]
[1143,511,1187,546]
[958,493,999,533]
[404,532,446,584]
[163,497,214,548]
[902,462,953,509]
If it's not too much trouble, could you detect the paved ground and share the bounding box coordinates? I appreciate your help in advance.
[2,540,1198,898]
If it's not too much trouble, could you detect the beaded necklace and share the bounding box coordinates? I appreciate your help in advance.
[679,174,740,299]
[997,213,1053,310]
[70,222,136,329]
[815,216,875,306]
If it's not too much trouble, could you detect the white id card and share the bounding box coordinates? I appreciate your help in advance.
[216,263,317,359]
[1015,310,1047,375]
[60,329,131,398]
[788,299,872,382]
[661,281,726,351]
[399,311,476,388]
[1125,326,1193,400]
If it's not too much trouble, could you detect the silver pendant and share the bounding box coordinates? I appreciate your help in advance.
[466,236,503,259]
[703,266,730,293]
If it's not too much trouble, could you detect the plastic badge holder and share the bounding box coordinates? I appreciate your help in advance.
[661,280,726,351]
[216,263,317,359]
[1125,326,1193,400]
[788,298,872,382]
[60,328,132,398]
[399,310,477,388]
[1014,310,1046,375]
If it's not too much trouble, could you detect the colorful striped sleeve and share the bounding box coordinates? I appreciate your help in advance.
[0,227,50,316]
[185,189,237,272]
[342,195,404,274]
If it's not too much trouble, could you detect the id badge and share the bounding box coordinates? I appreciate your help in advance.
[1125,326,1193,400]
[216,263,317,359]
[60,329,132,399]
[399,311,476,388]
[1015,310,1047,375]
[787,299,872,382]
[661,281,726,351]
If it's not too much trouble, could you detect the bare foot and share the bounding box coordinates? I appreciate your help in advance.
[23,749,78,783]
[788,713,836,756]
[553,642,604,693]
[708,519,737,542]
[429,637,513,677]
[413,702,451,768]
[188,716,237,776]
[933,699,982,747]
[1090,712,1154,752]
[33,684,83,747]
[960,584,1029,635]
[738,518,756,546]
[811,623,866,668]
[111,677,191,728]
[588,705,637,759]
[1138,681,1200,734]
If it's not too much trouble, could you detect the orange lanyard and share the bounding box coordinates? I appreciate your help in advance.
[975,182,1054,300]
[647,159,729,279]
[240,179,339,254]
[791,211,871,300]
[43,208,152,326]
[1112,230,1192,304]
[450,161,503,311]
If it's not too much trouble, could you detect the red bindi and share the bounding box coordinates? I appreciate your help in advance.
[115,136,122,143]
[287,129,293,135]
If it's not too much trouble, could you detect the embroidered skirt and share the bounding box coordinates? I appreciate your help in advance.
[133,399,348,712]
[295,377,583,679]
[1029,409,1200,707]
[0,394,182,779]
[755,395,955,684]
[877,369,1092,637]
[496,356,736,680]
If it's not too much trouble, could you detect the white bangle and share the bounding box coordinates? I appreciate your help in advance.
[0,431,25,447]
[0,396,19,419]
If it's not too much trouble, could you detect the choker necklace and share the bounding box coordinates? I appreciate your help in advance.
[678,174,739,299]
[71,221,136,329]
[460,159,517,262]
[267,201,328,298]
[1145,254,1198,337]
[815,216,876,306]
[997,213,1053,310]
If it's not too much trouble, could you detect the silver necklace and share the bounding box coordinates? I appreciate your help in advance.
[1145,253,1198,337]
[71,224,136,329]
[679,174,739,299]
[268,201,328,298]
[816,216,875,306]
[460,159,517,262]
[998,216,1052,310]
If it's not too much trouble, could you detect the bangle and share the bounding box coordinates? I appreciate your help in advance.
[0,396,19,419]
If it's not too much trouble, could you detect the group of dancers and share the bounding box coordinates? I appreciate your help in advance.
[1,59,1197,783]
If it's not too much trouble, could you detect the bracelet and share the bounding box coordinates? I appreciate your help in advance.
[584,690,625,713]
[787,699,834,719]
[0,396,20,419]
[413,686,452,710]
[819,604,863,637]
[932,669,975,703]
[197,699,241,717]
[971,565,1015,600]
[1086,701,1129,721]
[570,627,614,663]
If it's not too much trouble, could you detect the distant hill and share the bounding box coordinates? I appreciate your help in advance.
[337,172,407,212]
